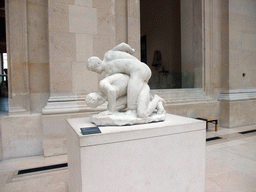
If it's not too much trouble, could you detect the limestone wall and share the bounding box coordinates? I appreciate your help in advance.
[218,0,256,127]
[27,0,49,113]
[0,114,43,159]
[1,0,256,160]
[229,0,256,90]
[1,0,141,160]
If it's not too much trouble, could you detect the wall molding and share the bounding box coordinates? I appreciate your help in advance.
[218,89,256,101]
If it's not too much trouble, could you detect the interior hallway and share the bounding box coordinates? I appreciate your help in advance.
[0,123,256,191]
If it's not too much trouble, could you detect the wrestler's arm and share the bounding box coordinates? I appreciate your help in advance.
[99,79,117,112]
[111,42,135,55]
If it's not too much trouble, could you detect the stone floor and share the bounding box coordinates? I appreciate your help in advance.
[0,123,256,191]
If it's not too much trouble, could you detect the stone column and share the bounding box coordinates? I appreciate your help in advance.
[43,0,99,114]
[6,0,30,114]
[115,0,127,44]
[216,0,230,127]
[180,0,203,88]
[42,0,118,156]
[219,0,256,127]
[27,0,49,113]
[92,0,116,83]
[127,0,140,59]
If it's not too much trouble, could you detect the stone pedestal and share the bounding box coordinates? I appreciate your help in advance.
[66,114,205,192]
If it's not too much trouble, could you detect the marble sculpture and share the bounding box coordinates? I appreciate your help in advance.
[86,43,166,125]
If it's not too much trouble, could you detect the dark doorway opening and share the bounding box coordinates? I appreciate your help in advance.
[0,1,8,113]
[140,0,203,89]
[140,0,182,89]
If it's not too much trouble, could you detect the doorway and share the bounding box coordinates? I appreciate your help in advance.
[0,1,8,113]
[140,0,203,89]
[140,0,182,89]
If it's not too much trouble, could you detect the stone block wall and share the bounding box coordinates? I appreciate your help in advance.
[219,0,256,127]
[1,0,256,160]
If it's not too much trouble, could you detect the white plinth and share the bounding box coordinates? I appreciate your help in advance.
[67,114,205,192]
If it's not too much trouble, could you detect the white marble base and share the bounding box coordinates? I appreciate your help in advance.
[91,110,166,126]
[67,114,206,192]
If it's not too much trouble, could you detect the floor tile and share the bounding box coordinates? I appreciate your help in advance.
[3,169,68,192]
[222,139,246,147]
[206,143,228,152]
[1,124,256,191]
[44,155,68,166]
[207,147,256,178]
[207,171,256,192]
[221,141,256,161]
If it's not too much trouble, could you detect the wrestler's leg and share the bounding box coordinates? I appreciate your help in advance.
[115,95,127,111]
[127,61,152,108]
[146,95,164,116]
[111,42,135,55]
[137,85,165,118]
[127,75,145,110]
[137,84,150,118]
[99,79,117,112]
[156,101,165,114]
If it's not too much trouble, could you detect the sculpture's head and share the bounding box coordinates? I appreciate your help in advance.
[85,92,106,108]
[87,57,104,74]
